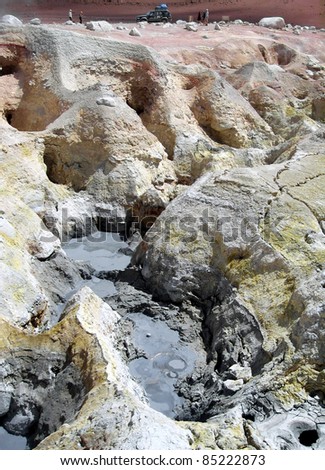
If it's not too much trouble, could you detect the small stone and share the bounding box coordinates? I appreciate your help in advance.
[129,27,141,37]
[0,218,16,239]
[30,229,61,260]
[30,18,41,25]
[223,379,244,394]
[96,96,116,107]
[228,364,252,382]
[185,23,198,32]
[215,23,221,31]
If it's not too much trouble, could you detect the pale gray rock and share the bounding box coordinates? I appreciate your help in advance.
[86,21,114,32]
[0,217,16,238]
[0,15,23,27]
[253,401,325,449]
[259,17,286,29]
[129,27,141,37]
[30,18,41,25]
[228,364,252,382]
[96,96,117,107]
[30,229,61,261]
[215,23,221,30]
[223,379,244,394]
[185,23,198,32]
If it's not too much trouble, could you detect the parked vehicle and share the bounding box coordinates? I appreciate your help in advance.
[136,4,172,23]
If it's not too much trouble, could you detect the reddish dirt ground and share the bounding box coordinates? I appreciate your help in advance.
[3,1,325,27]
[1,2,324,69]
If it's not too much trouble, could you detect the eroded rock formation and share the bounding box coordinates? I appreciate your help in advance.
[0,18,325,449]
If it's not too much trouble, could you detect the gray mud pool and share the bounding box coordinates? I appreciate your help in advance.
[62,231,131,299]
[0,427,27,450]
[128,313,197,417]
[63,231,197,418]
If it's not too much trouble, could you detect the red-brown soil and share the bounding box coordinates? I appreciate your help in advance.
[2,2,324,70]
[3,1,325,27]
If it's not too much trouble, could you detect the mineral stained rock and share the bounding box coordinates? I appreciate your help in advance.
[0,18,325,450]
[0,287,192,449]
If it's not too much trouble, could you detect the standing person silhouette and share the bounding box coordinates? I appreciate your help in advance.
[203,9,209,26]
[79,11,83,24]
[68,9,73,22]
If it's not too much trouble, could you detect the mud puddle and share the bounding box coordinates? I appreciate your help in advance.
[126,313,198,418]
[62,232,198,419]
[0,426,28,450]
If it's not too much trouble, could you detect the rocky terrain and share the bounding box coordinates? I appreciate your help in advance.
[0,13,325,450]
[3,0,325,27]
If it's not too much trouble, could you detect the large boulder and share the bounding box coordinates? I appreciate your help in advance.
[85,21,114,32]
[259,17,286,29]
[139,132,325,363]
[0,15,23,27]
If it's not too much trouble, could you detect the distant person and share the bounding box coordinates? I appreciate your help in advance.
[197,11,202,23]
[79,11,83,24]
[68,9,73,22]
[204,9,209,26]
